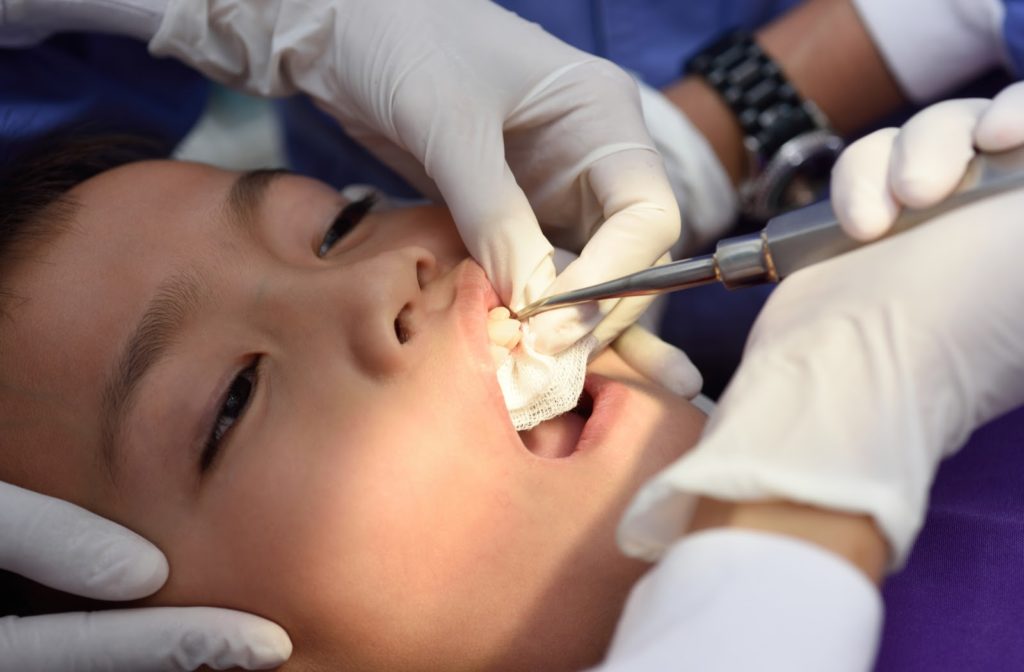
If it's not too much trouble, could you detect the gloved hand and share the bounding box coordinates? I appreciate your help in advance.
[833,80,1024,241]
[148,0,683,355]
[618,84,1024,569]
[0,483,291,671]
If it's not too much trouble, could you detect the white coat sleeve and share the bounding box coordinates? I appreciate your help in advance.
[0,0,165,46]
[589,529,883,672]
[852,0,1008,102]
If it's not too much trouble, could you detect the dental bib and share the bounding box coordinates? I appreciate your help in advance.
[495,323,595,431]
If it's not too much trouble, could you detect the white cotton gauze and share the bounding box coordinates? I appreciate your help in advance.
[496,325,596,431]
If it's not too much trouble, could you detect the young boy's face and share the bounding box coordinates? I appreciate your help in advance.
[0,160,705,670]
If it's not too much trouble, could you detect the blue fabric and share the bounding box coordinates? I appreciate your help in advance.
[0,34,208,165]
[1003,0,1024,75]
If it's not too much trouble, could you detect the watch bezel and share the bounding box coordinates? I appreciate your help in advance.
[742,130,845,221]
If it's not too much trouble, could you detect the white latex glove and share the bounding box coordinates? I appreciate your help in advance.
[833,81,1024,241]
[0,483,291,671]
[618,86,1024,570]
[148,0,680,355]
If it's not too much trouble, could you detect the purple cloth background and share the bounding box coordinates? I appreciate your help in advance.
[875,405,1024,671]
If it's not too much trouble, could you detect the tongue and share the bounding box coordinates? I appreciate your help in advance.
[518,412,585,458]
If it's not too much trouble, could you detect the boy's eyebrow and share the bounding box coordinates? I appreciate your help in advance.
[101,271,207,482]
[99,168,289,482]
[225,168,291,237]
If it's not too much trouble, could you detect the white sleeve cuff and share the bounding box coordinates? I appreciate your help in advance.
[852,0,1008,103]
[595,529,883,672]
[0,0,167,46]
[633,78,738,254]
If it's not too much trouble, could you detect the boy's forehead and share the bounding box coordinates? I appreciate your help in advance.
[0,162,235,488]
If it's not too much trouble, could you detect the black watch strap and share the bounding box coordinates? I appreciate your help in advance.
[685,31,829,166]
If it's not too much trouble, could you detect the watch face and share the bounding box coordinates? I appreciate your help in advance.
[781,149,837,206]
[747,131,845,220]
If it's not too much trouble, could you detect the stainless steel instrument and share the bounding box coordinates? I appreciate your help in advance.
[514,145,1024,320]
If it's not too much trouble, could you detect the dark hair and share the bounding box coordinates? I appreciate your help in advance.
[0,133,168,318]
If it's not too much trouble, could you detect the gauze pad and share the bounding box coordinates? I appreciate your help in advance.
[496,324,596,431]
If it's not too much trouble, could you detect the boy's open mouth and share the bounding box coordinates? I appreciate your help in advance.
[517,387,594,459]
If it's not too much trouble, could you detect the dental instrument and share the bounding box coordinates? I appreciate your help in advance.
[514,145,1024,320]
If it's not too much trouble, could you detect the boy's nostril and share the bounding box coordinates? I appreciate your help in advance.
[395,305,413,344]
[416,258,437,289]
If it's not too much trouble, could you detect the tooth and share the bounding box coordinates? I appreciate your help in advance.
[505,324,522,349]
[487,319,521,348]
[490,343,510,367]
[488,306,511,321]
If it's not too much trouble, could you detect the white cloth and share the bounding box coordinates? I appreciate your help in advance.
[852,0,1007,102]
[498,329,594,431]
[594,529,882,672]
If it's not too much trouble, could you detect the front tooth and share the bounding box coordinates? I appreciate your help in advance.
[489,343,510,367]
[488,306,511,321]
[504,323,522,349]
[487,319,521,348]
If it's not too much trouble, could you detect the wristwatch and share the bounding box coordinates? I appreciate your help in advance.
[686,31,844,221]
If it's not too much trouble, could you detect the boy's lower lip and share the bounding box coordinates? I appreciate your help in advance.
[517,373,625,459]
[574,374,626,455]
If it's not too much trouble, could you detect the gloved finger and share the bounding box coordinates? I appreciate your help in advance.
[612,324,703,399]
[587,252,672,352]
[830,128,900,241]
[0,607,291,672]
[975,81,1024,152]
[391,100,556,310]
[530,149,681,353]
[0,482,166,600]
[590,294,657,352]
[889,98,990,209]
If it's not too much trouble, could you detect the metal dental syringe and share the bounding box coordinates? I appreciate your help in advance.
[514,145,1024,320]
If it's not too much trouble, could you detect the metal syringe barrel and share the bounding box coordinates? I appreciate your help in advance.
[713,143,1024,288]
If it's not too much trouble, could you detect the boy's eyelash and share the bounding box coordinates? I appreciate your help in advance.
[318,194,377,256]
[200,357,261,474]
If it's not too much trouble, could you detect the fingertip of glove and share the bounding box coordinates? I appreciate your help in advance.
[98,533,169,599]
[128,544,170,596]
[889,171,957,210]
[835,189,897,242]
[663,357,703,399]
[638,341,702,398]
[976,82,1024,151]
[244,619,294,668]
[975,115,1024,152]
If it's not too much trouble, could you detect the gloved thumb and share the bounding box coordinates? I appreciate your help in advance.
[390,101,556,309]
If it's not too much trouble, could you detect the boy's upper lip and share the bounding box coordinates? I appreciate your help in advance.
[450,258,507,387]
[451,259,502,327]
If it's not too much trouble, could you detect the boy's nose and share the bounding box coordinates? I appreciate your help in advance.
[323,246,438,377]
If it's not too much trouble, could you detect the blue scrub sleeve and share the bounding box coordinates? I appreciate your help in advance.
[1003,0,1024,75]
